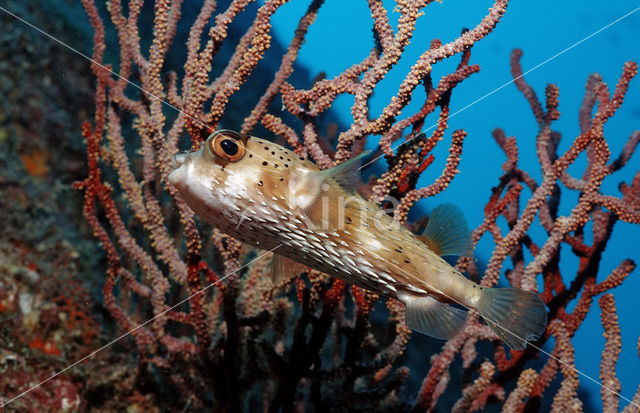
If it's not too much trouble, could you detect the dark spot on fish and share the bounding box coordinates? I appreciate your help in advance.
[280,177,284,181]
[274,164,279,168]
[264,146,269,150]
[284,164,288,168]
[280,156,284,160]
[404,258,411,264]
[258,140,264,144]
[395,246,403,253]
[287,158,291,161]
[262,161,268,166]
[345,217,352,224]
[249,154,253,158]
[271,151,276,155]
[258,181,263,186]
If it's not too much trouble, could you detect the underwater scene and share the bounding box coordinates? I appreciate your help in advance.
[1,0,639,411]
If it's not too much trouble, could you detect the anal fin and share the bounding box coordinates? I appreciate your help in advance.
[400,294,468,340]
[271,254,307,284]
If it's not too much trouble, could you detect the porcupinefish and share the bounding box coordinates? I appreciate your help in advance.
[168,130,547,349]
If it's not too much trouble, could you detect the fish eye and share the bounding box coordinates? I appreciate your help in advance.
[209,130,246,162]
[220,139,238,156]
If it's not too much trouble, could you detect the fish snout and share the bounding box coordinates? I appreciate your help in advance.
[169,151,193,188]
[168,162,186,188]
[173,152,189,168]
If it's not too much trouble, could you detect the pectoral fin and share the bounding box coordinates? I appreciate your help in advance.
[401,294,468,339]
[288,151,371,229]
[319,150,371,192]
[288,150,371,211]
[270,254,307,284]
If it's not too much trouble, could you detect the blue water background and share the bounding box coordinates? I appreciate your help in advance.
[270,0,640,403]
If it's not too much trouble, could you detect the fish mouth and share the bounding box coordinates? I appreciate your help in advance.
[169,152,191,188]
[168,165,181,187]
[173,152,189,168]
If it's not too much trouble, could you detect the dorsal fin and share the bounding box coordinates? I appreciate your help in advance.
[421,204,473,257]
[270,254,307,283]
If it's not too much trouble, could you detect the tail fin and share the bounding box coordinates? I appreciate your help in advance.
[475,287,547,350]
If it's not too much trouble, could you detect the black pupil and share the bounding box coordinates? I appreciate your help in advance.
[220,138,238,156]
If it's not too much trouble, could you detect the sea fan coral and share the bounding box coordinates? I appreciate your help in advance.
[1,0,638,411]
[71,0,640,410]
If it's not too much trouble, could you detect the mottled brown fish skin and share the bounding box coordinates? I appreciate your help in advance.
[169,133,481,309]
